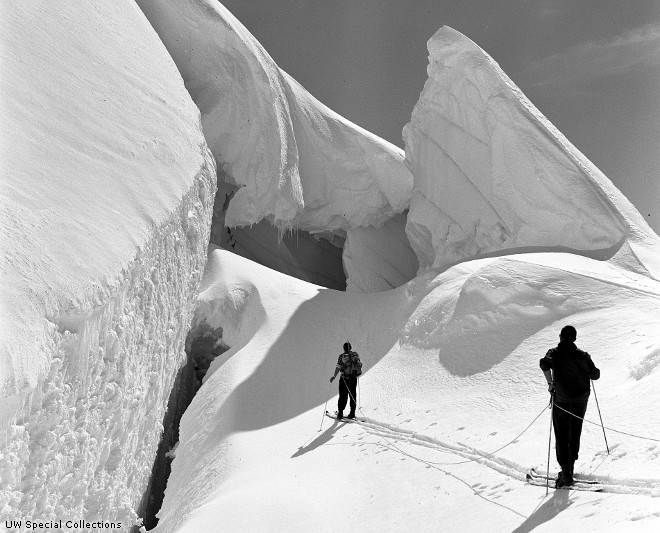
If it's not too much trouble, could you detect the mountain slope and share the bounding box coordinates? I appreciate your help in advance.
[153,248,660,532]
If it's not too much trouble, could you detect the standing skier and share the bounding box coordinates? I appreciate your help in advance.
[330,342,362,420]
[540,325,600,488]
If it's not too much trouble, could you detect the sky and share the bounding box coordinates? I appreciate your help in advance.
[219,0,660,234]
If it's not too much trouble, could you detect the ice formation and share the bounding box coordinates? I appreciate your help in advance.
[136,0,417,293]
[136,0,412,230]
[403,27,659,278]
[0,1,215,527]
[344,213,419,292]
[220,221,347,290]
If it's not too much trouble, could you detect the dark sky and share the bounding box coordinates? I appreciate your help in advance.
[219,0,660,234]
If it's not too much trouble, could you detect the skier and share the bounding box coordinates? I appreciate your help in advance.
[540,325,600,488]
[330,342,362,420]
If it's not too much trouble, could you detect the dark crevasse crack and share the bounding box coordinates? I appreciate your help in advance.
[138,322,228,530]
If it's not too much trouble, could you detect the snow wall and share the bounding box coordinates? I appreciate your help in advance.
[404,27,659,279]
[135,0,419,293]
[0,1,216,528]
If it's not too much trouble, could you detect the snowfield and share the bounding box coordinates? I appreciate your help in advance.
[1,0,659,532]
[154,249,660,533]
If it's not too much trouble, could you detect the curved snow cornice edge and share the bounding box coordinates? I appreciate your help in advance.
[135,0,413,233]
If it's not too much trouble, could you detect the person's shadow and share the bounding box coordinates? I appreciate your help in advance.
[511,489,572,533]
[291,419,345,458]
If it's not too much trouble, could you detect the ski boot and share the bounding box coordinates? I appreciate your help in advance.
[555,465,575,488]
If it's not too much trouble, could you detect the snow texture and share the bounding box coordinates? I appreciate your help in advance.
[344,213,419,292]
[136,0,419,294]
[146,17,660,533]
[224,221,347,290]
[0,1,215,528]
[136,0,413,233]
[153,248,660,533]
[403,27,660,278]
[3,0,660,531]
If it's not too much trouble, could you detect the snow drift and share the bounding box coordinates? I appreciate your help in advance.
[0,1,215,527]
[153,249,660,533]
[404,27,660,279]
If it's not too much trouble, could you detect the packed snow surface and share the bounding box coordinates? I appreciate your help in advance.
[155,248,660,532]
[1,0,215,527]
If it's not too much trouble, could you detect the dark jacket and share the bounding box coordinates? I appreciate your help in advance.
[539,341,600,402]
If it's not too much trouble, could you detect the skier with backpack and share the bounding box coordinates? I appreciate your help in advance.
[330,342,362,420]
[540,325,600,488]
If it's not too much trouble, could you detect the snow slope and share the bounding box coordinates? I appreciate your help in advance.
[1,1,215,527]
[153,248,660,532]
[404,27,660,280]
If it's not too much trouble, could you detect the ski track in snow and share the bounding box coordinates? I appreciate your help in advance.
[343,416,660,497]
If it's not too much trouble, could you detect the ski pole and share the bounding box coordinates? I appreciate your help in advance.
[591,380,609,454]
[319,379,333,432]
[546,394,554,496]
[357,377,361,409]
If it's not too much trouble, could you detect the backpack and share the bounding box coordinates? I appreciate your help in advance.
[341,351,362,377]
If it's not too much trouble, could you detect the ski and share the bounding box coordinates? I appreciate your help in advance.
[526,469,603,492]
[528,467,601,485]
[325,410,361,422]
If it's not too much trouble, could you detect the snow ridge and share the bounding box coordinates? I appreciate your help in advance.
[403,26,659,277]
